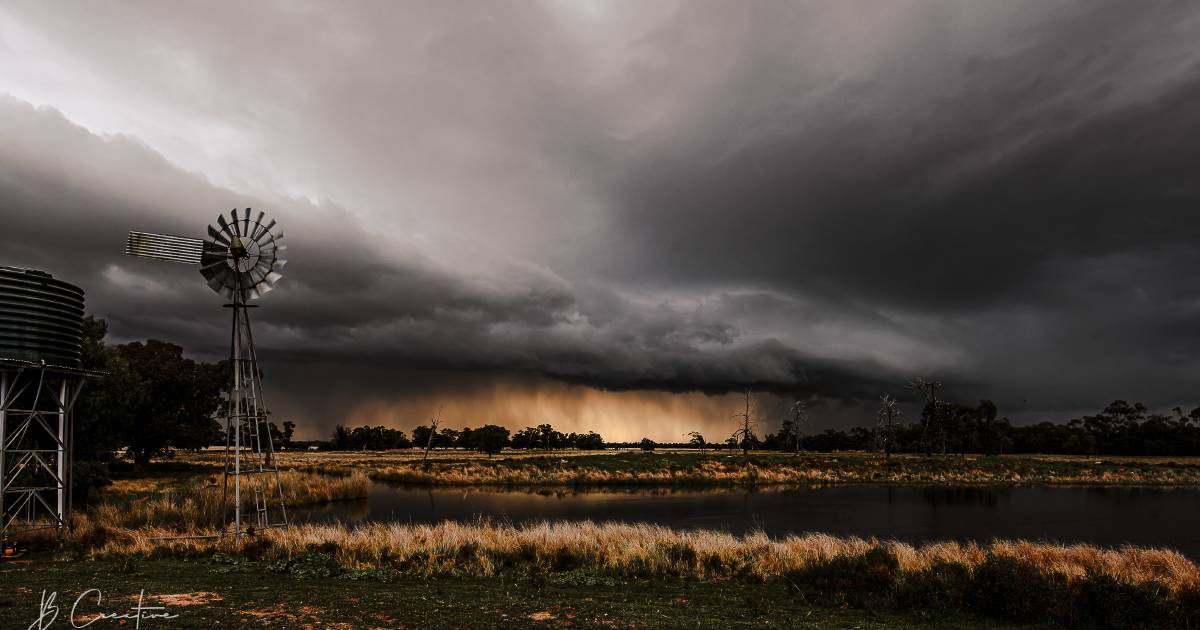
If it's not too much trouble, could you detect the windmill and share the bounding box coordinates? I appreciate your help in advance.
[125,208,288,539]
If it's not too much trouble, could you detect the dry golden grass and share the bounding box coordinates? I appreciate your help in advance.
[363,458,1200,487]
[61,519,1199,593]
[28,501,1199,625]
[173,450,1200,487]
[90,470,369,529]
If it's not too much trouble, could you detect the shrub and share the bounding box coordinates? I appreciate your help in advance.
[268,551,344,578]
[967,553,1070,622]
[785,546,899,606]
[894,560,971,610]
[1079,572,1170,629]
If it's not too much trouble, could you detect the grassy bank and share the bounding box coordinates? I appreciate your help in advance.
[91,470,369,529]
[24,519,1197,628]
[220,450,1200,487]
[0,556,1041,629]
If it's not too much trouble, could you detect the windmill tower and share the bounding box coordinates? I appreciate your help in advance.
[126,208,288,539]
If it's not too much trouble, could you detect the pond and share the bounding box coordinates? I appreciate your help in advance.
[291,482,1200,558]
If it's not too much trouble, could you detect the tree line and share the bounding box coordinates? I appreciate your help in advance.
[700,397,1200,457]
[326,398,1200,458]
[328,422,605,454]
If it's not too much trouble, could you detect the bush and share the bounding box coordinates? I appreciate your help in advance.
[639,438,656,452]
[1079,572,1170,629]
[785,546,899,606]
[1175,584,1200,628]
[268,551,344,578]
[894,560,971,610]
[967,554,1070,622]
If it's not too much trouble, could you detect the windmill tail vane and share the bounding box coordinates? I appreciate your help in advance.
[125,208,289,539]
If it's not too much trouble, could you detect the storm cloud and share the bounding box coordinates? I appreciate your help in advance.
[2,1,1199,439]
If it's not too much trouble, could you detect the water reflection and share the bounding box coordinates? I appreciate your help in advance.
[290,483,1200,558]
[918,485,1005,508]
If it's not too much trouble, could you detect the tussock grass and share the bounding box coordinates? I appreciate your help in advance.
[173,450,1200,487]
[362,456,1200,487]
[90,470,369,529]
[45,519,1200,626]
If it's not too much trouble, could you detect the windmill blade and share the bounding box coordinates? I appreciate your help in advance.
[125,231,204,264]
[204,266,234,294]
[204,275,225,294]
[252,228,274,248]
[201,242,230,262]
[216,214,232,236]
[202,264,235,285]
[207,225,231,246]
[250,210,266,240]
[200,261,230,280]
[242,207,252,237]
[231,208,243,236]
[243,265,266,287]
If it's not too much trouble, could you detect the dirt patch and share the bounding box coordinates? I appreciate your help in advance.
[237,603,327,624]
[148,592,224,606]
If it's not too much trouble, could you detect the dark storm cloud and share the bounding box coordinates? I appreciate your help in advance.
[3,1,1200,437]
[607,1,1200,307]
[594,1,1200,413]
[0,99,892,408]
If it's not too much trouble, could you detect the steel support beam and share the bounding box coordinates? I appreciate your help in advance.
[0,364,84,537]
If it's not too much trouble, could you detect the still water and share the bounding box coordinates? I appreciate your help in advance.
[292,483,1200,557]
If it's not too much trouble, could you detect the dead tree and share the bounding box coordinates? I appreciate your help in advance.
[781,399,808,455]
[422,407,442,469]
[875,394,900,459]
[730,389,758,458]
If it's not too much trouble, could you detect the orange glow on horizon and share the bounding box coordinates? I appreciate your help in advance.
[329,380,786,444]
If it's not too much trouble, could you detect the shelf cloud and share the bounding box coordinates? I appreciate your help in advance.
[2,2,1200,438]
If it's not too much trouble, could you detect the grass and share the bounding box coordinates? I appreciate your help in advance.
[9,452,1198,626]
[173,449,1200,487]
[89,470,369,529]
[16,518,1195,627]
[0,556,1041,629]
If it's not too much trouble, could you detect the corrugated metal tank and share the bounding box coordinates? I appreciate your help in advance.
[0,266,85,367]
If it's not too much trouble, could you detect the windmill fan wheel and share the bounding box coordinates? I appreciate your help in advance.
[200,208,287,301]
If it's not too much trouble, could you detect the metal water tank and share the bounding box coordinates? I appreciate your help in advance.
[0,266,85,367]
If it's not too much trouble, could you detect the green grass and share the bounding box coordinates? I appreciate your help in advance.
[0,554,1053,629]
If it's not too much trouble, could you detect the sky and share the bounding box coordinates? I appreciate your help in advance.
[2,1,1200,441]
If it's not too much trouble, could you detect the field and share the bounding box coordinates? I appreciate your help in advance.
[176,449,1200,486]
[0,556,1045,629]
[5,450,1200,628]
[7,517,1199,627]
